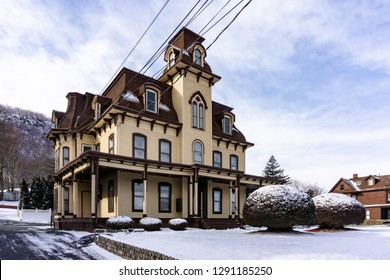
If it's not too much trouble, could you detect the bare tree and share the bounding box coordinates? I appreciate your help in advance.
[290,179,325,197]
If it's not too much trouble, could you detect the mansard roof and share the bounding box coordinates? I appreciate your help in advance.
[212,101,253,146]
[49,67,180,136]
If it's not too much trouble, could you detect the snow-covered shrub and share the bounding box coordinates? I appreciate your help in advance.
[105,215,134,229]
[168,218,188,231]
[140,217,162,231]
[243,185,316,230]
[313,193,365,229]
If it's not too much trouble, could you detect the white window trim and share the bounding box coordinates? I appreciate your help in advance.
[145,89,158,113]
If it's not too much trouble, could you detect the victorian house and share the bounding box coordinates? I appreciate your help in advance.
[330,173,390,221]
[48,28,277,231]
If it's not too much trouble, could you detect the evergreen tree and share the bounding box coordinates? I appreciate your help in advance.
[262,155,291,184]
[28,176,53,209]
[19,179,32,209]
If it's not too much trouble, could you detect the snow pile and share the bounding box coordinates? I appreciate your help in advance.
[158,103,170,112]
[313,193,365,228]
[106,215,134,229]
[168,218,188,231]
[123,91,140,103]
[140,217,162,231]
[243,185,315,229]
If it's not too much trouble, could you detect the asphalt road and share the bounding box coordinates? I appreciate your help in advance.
[0,219,96,260]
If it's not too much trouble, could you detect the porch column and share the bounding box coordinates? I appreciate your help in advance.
[229,181,234,218]
[58,185,64,217]
[72,181,78,218]
[91,174,96,217]
[143,165,148,217]
[90,157,99,219]
[189,176,193,216]
[193,168,199,216]
[236,175,241,218]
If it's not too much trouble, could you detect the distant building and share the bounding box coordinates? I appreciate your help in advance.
[48,28,279,231]
[330,173,390,220]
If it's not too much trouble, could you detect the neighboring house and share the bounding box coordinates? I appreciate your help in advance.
[330,173,390,220]
[48,28,278,231]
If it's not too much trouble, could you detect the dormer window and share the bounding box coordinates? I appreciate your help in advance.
[368,178,374,186]
[194,49,202,66]
[223,115,232,135]
[146,89,157,113]
[169,51,175,68]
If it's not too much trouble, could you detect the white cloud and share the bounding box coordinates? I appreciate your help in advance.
[0,0,389,188]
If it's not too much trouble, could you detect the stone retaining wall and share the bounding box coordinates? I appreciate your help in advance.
[95,235,177,260]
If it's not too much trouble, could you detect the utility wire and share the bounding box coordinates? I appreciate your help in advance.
[132,0,253,118]
[99,0,170,95]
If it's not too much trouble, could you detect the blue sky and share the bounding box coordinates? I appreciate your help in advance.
[1,0,389,189]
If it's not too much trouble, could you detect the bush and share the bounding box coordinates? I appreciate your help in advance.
[313,193,365,229]
[140,217,162,231]
[105,215,134,229]
[243,185,316,230]
[168,218,188,231]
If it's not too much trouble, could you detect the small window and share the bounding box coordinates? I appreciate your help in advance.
[368,178,374,186]
[223,115,232,134]
[230,155,238,170]
[213,151,222,168]
[63,147,69,166]
[387,192,390,203]
[340,184,344,190]
[133,134,146,159]
[82,144,93,153]
[169,51,175,68]
[132,180,144,212]
[64,187,69,214]
[193,141,203,164]
[231,189,236,215]
[194,49,202,65]
[213,188,222,214]
[108,180,114,213]
[159,139,171,163]
[146,90,157,113]
[159,183,172,213]
[108,134,114,154]
[366,210,371,220]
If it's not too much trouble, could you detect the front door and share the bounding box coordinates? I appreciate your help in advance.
[81,191,91,217]
[198,179,208,218]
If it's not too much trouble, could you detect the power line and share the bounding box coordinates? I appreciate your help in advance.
[132,0,253,118]
[98,0,170,96]
[206,0,252,50]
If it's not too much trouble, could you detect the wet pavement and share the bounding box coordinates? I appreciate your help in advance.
[0,219,96,260]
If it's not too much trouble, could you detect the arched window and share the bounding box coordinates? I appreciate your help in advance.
[199,103,204,129]
[169,51,175,68]
[193,140,203,164]
[194,49,202,65]
[192,96,205,130]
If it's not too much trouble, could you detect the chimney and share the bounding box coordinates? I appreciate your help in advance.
[353,173,358,179]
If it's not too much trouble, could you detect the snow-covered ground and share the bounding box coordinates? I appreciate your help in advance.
[102,226,390,259]
[2,201,390,260]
